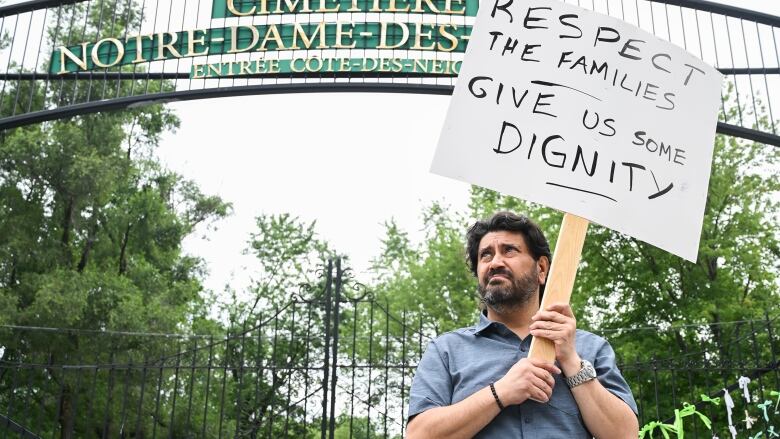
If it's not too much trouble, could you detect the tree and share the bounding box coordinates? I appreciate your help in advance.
[0,81,230,438]
[369,203,479,335]
[215,214,338,438]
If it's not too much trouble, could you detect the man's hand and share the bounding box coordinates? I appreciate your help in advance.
[494,358,561,404]
[529,303,580,375]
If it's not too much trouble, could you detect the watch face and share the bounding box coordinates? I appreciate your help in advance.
[566,360,597,388]
[583,360,597,379]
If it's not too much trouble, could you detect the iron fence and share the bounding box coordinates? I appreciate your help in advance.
[1,259,779,438]
[614,316,780,437]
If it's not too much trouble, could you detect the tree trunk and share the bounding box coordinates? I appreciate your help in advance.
[77,215,100,273]
[118,223,131,275]
[674,330,688,355]
[8,255,17,286]
[61,196,75,266]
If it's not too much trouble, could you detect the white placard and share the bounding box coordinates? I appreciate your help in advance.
[431,0,723,262]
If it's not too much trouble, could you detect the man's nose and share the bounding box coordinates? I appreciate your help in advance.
[488,254,507,270]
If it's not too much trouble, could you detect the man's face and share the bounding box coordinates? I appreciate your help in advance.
[476,230,546,313]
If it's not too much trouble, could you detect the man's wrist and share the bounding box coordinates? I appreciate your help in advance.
[492,379,514,406]
[561,354,583,377]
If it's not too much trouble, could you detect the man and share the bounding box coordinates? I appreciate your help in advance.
[406,212,638,438]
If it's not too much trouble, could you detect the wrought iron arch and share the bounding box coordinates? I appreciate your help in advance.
[0,0,779,147]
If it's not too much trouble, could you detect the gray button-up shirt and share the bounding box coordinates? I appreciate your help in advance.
[408,312,638,438]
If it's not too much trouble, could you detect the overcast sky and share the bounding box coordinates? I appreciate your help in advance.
[155,0,780,296]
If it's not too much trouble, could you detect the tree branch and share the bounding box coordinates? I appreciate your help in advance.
[77,208,100,273]
[118,222,132,275]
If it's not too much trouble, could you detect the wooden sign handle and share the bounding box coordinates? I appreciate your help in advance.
[528,213,589,363]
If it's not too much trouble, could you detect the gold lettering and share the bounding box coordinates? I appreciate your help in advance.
[290,22,327,49]
[361,58,377,71]
[91,38,125,68]
[369,0,382,12]
[185,29,210,57]
[305,57,323,71]
[413,58,427,72]
[339,57,351,71]
[391,57,403,72]
[377,22,408,49]
[291,57,306,72]
[57,42,89,74]
[257,0,270,14]
[273,0,312,14]
[227,0,256,15]
[253,59,266,73]
[386,0,410,12]
[225,61,235,75]
[155,32,183,60]
[207,63,223,76]
[192,63,206,79]
[258,25,285,51]
[437,24,458,52]
[334,22,356,49]
[348,0,361,11]
[125,35,152,63]
[452,60,462,74]
[443,0,465,14]
[229,25,260,53]
[432,59,444,73]
[412,0,439,13]
[239,60,253,75]
[316,0,340,12]
[411,23,435,50]
[440,59,449,74]
[378,57,392,72]
[267,59,280,73]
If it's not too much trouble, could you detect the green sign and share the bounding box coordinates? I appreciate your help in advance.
[210,0,478,18]
[52,22,472,75]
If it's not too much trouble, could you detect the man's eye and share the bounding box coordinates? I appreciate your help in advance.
[480,252,491,259]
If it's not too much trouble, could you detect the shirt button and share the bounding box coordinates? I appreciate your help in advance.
[520,346,527,352]
[525,417,532,424]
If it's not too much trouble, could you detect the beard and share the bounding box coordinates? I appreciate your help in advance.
[478,265,539,314]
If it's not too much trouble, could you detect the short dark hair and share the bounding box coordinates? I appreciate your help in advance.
[465,211,552,294]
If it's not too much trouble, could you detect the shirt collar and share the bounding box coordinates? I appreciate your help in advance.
[474,310,495,335]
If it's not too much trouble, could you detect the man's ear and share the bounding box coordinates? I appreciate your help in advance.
[537,255,550,285]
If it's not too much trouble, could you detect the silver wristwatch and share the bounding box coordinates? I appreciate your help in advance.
[565,359,597,388]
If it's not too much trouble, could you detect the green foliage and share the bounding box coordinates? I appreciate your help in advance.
[0,43,230,434]
[210,214,339,437]
[333,414,393,439]
[227,213,335,322]
[0,108,230,332]
[370,204,479,334]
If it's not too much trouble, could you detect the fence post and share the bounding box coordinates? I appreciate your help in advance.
[765,311,779,384]
[320,259,334,439]
[327,258,343,439]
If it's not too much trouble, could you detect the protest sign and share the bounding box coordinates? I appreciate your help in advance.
[431,0,723,262]
[431,0,723,362]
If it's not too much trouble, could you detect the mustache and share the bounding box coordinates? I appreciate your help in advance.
[486,268,512,280]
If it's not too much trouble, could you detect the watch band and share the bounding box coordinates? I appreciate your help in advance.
[565,359,597,388]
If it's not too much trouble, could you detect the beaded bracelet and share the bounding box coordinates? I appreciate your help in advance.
[489,382,505,410]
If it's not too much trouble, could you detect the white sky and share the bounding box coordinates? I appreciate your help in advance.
[155,0,780,296]
[157,93,467,293]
